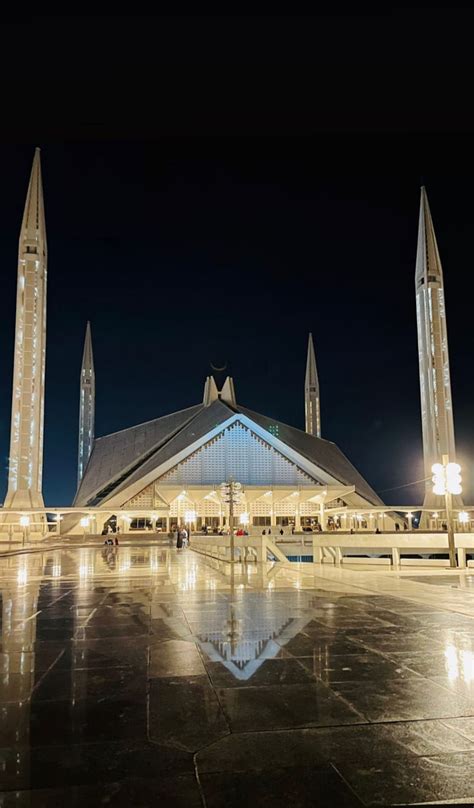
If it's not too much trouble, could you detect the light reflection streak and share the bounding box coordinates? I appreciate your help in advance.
[444,642,474,683]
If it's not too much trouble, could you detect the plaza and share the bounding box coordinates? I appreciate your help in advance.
[3,544,474,805]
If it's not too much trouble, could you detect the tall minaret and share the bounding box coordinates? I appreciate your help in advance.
[415,186,461,513]
[305,332,321,437]
[77,321,95,487]
[4,149,47,510]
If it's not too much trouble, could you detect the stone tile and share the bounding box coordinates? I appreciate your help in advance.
[338,751,474,806]
[217,682,366,732]
[195,719,474,774]
[300,653,421,683]
[0,740,193,791]
[148,640,206,677]
[351,632,446,655]
[441,716,474,740]
[149,675,229,751]
[0,774,203,807]
[279,634,364,657]
[32,666,148,702]
[200,765,364,807]
[0,698,148,747]
[331,677,474,722]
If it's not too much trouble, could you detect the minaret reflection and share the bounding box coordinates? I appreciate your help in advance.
[0,551,43,780]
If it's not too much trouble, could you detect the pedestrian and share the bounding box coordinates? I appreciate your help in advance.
[279,528,284,536]
[182,527,188,548]
[262,529,266,536]
[114,535,119,546]
[176,529,183,551]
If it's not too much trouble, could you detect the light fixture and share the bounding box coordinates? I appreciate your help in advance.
[19,515,30,527]
[459,511,470,524]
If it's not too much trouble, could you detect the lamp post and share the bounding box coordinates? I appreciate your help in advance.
[432,455,462,568]
[220,480,242,562]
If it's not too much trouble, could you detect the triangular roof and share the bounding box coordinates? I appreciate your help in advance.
[75,396,383,507]
[74,403,205,505]
[237,405,382,505]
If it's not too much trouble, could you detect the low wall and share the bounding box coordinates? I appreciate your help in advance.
[313,531,474,568]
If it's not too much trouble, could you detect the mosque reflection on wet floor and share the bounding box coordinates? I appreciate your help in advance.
[3,546,474,805]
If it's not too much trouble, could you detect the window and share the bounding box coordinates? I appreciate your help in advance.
[253,516,271,526]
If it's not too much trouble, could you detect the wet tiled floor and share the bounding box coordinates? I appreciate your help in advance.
[3,547,474,804]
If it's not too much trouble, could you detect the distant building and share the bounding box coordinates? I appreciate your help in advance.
[74,375,385,533]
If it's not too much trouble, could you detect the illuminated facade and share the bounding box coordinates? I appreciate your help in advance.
[4,150,47,511]
[415,187,462,516]
[77,321,95,487]
[305,332,320,437]
[74,376,385,532]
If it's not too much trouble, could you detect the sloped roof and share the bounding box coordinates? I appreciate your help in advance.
[74,403,204,505]
[237,406,383,506]
[75,397,383,507]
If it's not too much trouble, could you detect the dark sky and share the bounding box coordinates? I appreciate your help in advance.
[0,13,474,506]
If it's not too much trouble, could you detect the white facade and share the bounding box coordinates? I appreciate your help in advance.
[78,321,95,487]
[4,150,47,510]
[415,187,461,514]
[305,332,320,438]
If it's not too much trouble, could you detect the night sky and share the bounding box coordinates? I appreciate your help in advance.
[1,13,473,506]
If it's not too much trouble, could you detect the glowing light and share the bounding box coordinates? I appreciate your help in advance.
[17,567,28,586]
[445,644,459,681]
[19,515,29,527]
[447,463,462,495]
[432,462,463,496]
[240,512,250,525]
[459,511,470,524]
[80,517,90,528]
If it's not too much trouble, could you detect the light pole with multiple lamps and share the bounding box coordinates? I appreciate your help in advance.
[432,456,462,568]
[220,480,242,562]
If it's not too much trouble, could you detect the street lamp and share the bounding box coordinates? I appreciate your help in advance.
[220,481,242,561]
[432,457,462,568]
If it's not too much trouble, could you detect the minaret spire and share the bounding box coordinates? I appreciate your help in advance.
[77,322,95,487]
[305,332,321,437]
[415,187,461,516]
[4,149,47,510]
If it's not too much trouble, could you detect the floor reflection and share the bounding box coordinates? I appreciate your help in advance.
[3,547,474,803]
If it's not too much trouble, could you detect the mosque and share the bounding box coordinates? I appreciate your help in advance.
[0,150,462,535]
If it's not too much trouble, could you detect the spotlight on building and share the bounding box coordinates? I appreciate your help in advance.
[19,515,30,527]
[459,511,470,524]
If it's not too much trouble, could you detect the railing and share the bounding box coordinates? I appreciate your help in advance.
[313,531,474,568]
